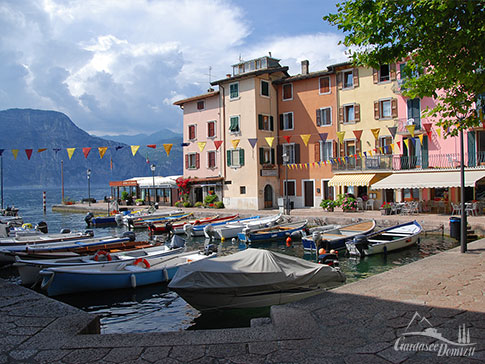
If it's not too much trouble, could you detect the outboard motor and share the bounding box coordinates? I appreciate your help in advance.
[122,231,136,242]
[203,243,217,255]
[203,224,214,240]
[318,253,339,267]
[114,213,123,225]
[84,229,95,237]
[165,221,174,236]
[183,223,193,236]
[290,230,302,241]
[36,221,48,234]
[60,228,71,234]
[350,235,369,257]
[84,212,94,227]
[312,231,322,247]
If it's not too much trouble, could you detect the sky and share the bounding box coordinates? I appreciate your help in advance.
[0,0,348,136]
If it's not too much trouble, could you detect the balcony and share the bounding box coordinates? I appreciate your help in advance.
[395,117,423,135]
[331,152,485,172]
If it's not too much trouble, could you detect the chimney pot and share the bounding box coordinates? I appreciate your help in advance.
[226,74,231,78]
[301,60,309,75]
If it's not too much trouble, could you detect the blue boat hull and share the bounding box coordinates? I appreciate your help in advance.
[302,236,349,251]
[92,216,117,226]
[191,215,260,233]
[238,225,304,244]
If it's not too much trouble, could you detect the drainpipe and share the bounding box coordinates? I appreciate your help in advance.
[219,84,226,195]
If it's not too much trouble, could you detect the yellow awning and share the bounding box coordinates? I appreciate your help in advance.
[371,170,485,189]
[328,174,377,187]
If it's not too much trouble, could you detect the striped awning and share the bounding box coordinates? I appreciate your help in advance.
[328,174,377,187]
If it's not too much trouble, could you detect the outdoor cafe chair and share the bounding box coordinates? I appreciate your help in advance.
[465,202,479,216]
[451,202,462,215]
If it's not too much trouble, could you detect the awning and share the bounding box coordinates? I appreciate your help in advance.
[328,174,377,187]
[371,170,485,189]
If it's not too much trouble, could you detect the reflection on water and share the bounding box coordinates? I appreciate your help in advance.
[0,186,460,333]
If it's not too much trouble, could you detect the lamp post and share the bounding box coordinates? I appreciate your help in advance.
[459,127,467,253]
[283,153,289,215]
[150,164,156,205]
[86,169,91,206]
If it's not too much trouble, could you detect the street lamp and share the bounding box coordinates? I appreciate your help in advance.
[459,124,467,253]
[86,169,91,206]
[283,153,290,215]
[150,164,156,205]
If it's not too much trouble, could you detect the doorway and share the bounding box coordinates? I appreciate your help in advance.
[264,185,273,208]
[194,187,203,203]
[304,180,314,207]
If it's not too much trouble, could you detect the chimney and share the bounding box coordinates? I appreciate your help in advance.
[226,74,231,78]
[301,60,309,75]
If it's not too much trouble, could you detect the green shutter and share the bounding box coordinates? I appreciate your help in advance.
[259,147,264,165]
[422,136,429,169]
[239,148,245,166]
[468,131,476,167]
[270,116,274,131]
[271,148,275,164]
[258,114,263,130]
[226,150,231,167]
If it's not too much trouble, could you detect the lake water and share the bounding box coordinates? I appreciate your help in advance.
[0,186,459,333]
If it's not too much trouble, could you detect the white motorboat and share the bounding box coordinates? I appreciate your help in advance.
[204,214,283,240]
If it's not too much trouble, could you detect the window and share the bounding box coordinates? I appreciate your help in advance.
[284,180,296,196]
[282,84,292,100]
[320,141,333,161]
[343,70,353,88]
[229,82,239,99]
[258,114,274,131]
[379,137,393,155]
[259,147,275,165]
[261,80,269,97]
[240,186,246,194]
[280,112,293,130]
[379,64,390,82]
[188,124,196,140]
[226,148,245,167]
[380,99,392,119]
[317,107,331,126]
[186,153,199,169]
[207,121,216,138]
[207,151,216,168]
[282,143,296,164]
[407,98,421,127]
[344,105,355,123]
[319,76,330,94]
[229,116,240,133]
[197,100,205,110]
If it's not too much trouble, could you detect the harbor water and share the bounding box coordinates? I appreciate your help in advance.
[0,186,459,333]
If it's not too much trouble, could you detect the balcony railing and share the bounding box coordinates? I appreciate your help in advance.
[331,152,485,172]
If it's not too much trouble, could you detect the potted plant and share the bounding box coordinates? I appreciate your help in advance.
[380,202,392,215]
[341,195,357,212]
[320,199,336,212]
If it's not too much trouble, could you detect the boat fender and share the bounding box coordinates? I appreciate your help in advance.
[163,268,169,282]
[22,223,33,230]
[60,228,71,234]
[133,258,150,269]
[286,236,292,247]
[122,231,136,242]
[130,274,136,288]
[94,250,112,262]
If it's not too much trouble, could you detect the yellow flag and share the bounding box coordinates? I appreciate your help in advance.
[98,147,107,159]
[265,137,274,147]
[369,150,373,156]
[11,149,19,160]
[197,142,207,152]
[406,124,415,137]
[390,144,395,152]
[404,139,409,150]
[67,148,76,160]
[37,148,47,153]
[379,147,383,154]
[436,127,442,138]
[130,145,140,156]
[337,131,345,144]
[231,139,240,149]
[359,152,363,159]
[163,144,173,156]
[371,128,380,140]
[300,134,311,147]
[418,134,424,145]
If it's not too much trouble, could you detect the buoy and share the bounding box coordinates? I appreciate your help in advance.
[221,237,225,242]
[130,274,136,288]
[286,236,292,247]
[319,248,326,255]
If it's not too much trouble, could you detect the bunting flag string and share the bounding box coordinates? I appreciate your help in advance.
[403,139,409,151]
[284,135,291,143]
[247,138,258,149]
[66,148,76,160]
[37,148,47,153]
[163,144,173,156]
[11,149,18,160]
[214,140,223,150]
[371,128,380,141]
[98,147,107,159]
[197,142,207,152]
[147,144,157,149]
[82,147,91,159]
[418,134,424,145]
[353,130,362,141]
[319,133,328,142]
[300,134,311,147]
[406,124,416,138]
[265,137,274,147]
[130,145,140,156]
[436,128,442,138]
[337,131,345,144]
[231,139,240,149]
[387,126,397,139]
[25,149,33,160]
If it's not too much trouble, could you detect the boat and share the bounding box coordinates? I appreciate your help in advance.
[148,215,220,235]
[237,220,308,244]
[168,248,346,310]
[14,235,187,286]
[129,212,193,229]
[38,245,218,296]
[204,214,283,240]
[117,208,183,227]
[302,220,376,251]
[182,214,244,237]
[345,220,423,257]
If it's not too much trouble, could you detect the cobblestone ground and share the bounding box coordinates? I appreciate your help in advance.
[1,238,484,363]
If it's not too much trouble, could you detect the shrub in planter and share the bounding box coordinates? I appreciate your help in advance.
[121,191,129,201]
[204,193,219,205]
[183,201,192,208]
[215,201,224,209]
[320,199,336,211]
[174,201,182,207]
[194,202,203,207]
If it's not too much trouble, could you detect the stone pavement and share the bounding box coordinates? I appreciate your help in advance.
[1,237,484,363]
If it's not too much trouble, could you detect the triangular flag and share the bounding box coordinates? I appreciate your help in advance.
[404,139,409,150]
[37,148,47,153]
[363,152,367,158]
[422,123,432,134]
[319,133,328,142]
[410,138,416,146]
[25,149,33,160]
[53,148,61,154]
[0,149,4,156]
[337,131,345,144]
[181,142,190,147]
[265,137,274,147]
[379,147,383,154]
[390,144,395,152]
[353,130,363,141]
[359,152,363,159]
[115,145,124,150]
[418,134,424,145]
[406,124,415,137]
[248,138,258,149]
[231,139,240,149]
[110,157,113,170]
[130,145,140,156]
[369,150,373,156]
[147,144,157,149]
[11,149,19,160]
[214,140,223,150]
[300,134,311,147]
[82,147,91,159]
[284,135,291,143]
[371,128,380,140]
[98,147,107,159]
[396,142,401,152]
[67,148,75,160]
[197,142,207,152]
[163,144,173,156]
[387,126,397,139]
[436,128,442,138]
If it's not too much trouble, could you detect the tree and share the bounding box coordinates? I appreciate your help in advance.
[324,0,485,135]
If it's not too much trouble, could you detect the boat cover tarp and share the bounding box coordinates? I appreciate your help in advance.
[168,248,345,294]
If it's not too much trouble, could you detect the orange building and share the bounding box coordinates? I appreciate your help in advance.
[274,61,338,208]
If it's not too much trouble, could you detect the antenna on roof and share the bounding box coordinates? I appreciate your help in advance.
[239,53,242,62]
[208,66,212,84]
[269,51,272,57]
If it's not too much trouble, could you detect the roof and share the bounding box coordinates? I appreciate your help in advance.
[327,61,353,69]
[173,91,219,106]
[273,69,333,84]
[211,67,290,85]
[124,175,182,188]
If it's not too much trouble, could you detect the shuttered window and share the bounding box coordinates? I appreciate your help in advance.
[226,149,245,167]
[188,125,196,140]
[229,82,239,99]
[316,107,331,126]
[207,151,216,168]
[319,76,330,94]
[282,84,292,100]
[258,114,274,131]
[280,112,293,130]
[207,121,216,138]
[229,116,240,133]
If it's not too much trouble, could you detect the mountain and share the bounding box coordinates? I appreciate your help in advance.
[99,129,182,145]
[0,109,182,188]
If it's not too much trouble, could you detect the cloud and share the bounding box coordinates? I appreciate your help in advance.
[0,0,347,135]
